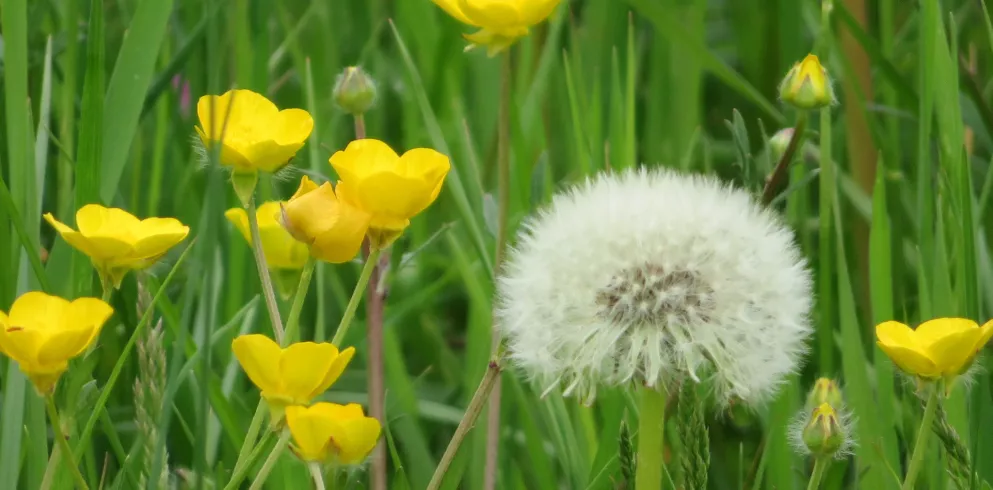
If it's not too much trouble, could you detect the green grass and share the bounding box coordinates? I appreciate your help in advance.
[2,0,993,488]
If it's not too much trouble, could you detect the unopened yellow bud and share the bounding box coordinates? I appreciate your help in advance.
[802,403,845,457]
[805,378,843,410]
[779,54,835,110]
[334,66,377,115]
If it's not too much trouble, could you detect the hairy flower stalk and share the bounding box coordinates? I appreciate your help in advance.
[135,320,169,490]
[677,384,709,490]
[932,403,974,489]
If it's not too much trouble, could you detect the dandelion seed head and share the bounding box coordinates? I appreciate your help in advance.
[496,168,813,406]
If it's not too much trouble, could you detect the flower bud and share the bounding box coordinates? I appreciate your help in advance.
[779,54,835,110]
[769,128,794,162]
[802,403,846,457]
[333,66,377,115]
[805,377,843,410]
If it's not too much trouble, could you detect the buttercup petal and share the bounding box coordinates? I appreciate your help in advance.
[196,127,254,171]
[352,171,435,228]
[0,327,46,367]
[976,320,993,352]
[272,109,314,146]
[286,404,338,462]
[198,90,279,141]
[131,219,190,261]
[37,327,97,367]
[915,318,978,347]
[9,292,70,331]
[875,321,918,349]
[928,328,981,374]
[76,205,139,237]
[312,347,356,397]
[225,208,253,244]
[519,0,561,26]
[336,416,382,464]
[283,182,342,243]
[243,139,305,174]
[329,139,400,183]
[432,0,477,26]
[459,0,523,29]
[279,342,340,403]
[232,334,283,395]
[64,298,114,350]
[309,199,371,263]
[877,342,940,378]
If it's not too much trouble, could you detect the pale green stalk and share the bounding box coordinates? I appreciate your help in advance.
[331,248,382,346]
[283,257,317,343]
[309,463,327,490]
[635,386,666,490]
[46,396,89,490]
[247,430,292,490]
[223,430,276,490]
[806,457,829,490]
[247,197,285,344]
[902,387,940,489]
[230,402,266,480]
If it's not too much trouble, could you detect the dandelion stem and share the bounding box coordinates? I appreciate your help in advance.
[635,386,666,490]
[427,353,504,490]
[806,457,830,490]
[283,257,317,344]
[247,198,286,344]
[902,386,940,490]
[331,247,382,347]
[484,46,513,490]
[761,112,809,206]
[309,463,327,490]
[248,430,291,490]
[45,395,89,490]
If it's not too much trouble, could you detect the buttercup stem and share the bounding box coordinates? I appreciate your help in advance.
[223,429,276,490]
[247,430,292,490]
[366,243,389,490]
[806,457,830,490]
[100,279,113,303]
[39,440,61,490]
[354,113,366,140]
[484,48,513,490]
[427,353,504,490]
[45,395,90,490]
[330,247,382,347]
[283,257,317,345]
[635,385,666,490]
[902,386,940,490]
[309,463,327,490]
[247,197,286,344]
[761,112,809,206]
[230,401,266,481]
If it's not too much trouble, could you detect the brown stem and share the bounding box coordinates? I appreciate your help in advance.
[761,114,808,206]
[355,111,387,490]
[484,49,513,490]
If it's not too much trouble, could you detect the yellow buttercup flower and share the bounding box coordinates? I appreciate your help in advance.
[285,402,381,464]
[280,176,371,264]
[232,334,355,423]
[875,318,993,381]
[779,54,835,110]
[330,139,450,248]
[433,0,561,56]
[196,89,314,174]
[0,292,113,394]
[45,205,190,289]
[225,202,309,269]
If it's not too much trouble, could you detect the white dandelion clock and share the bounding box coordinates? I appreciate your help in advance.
[496,168,813,406]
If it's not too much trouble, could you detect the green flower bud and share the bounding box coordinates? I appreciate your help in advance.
[802,403,846,457]
[779,54,835,110]
[805,377,844,411]
[333,66,377,115]
[769,128,794,162]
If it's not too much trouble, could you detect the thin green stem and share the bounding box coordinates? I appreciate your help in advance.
[902,387,940,490]
[100,282,113,303]
[309,462,327,490]
[247,197,285,344]
[806,457,830,490]
[635,386,666,490]
[283,257,317,345]
[484,47,513,490]
[231,402,266,479]
[223,429,276,490]
[39,441,60,490]
[426,354,504,490]
[45,396,89,490]
[248,430,292,490]
[330,248,382,347]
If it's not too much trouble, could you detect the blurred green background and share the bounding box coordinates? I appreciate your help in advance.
[2,0,993,488]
